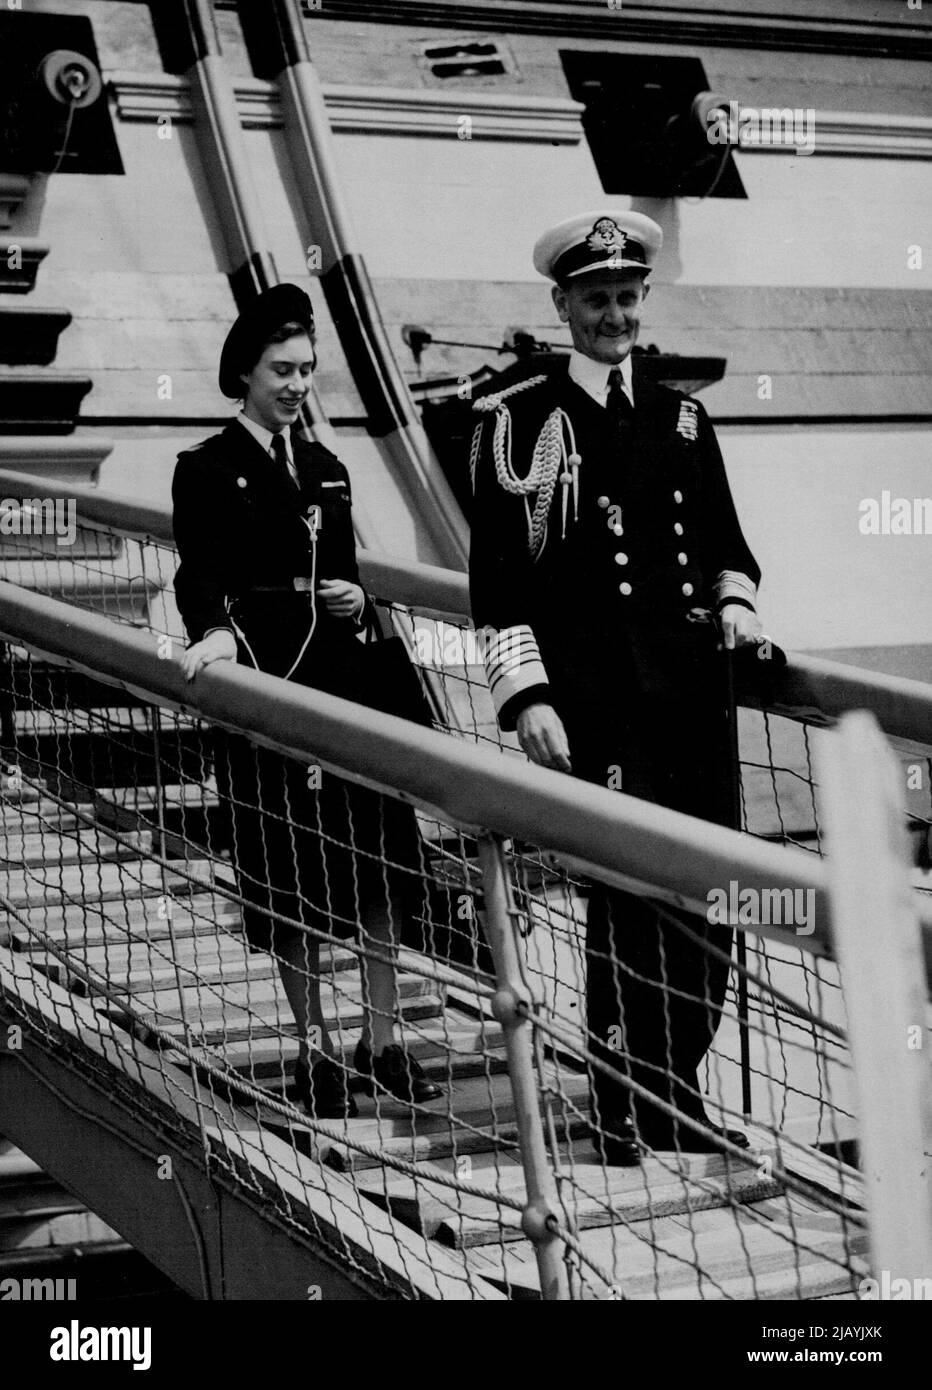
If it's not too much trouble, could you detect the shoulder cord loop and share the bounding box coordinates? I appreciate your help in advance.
[470,375,548,494]
[472,375,581,559]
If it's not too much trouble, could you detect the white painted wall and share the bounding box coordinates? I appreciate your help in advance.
[720,424,932,652]
[332,132,932,290]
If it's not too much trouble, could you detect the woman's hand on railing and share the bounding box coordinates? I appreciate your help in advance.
[181,628,238,682]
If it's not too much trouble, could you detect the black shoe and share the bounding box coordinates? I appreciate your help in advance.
[638,1115,750,1153]
[354,1042,443,1104]
[703,1122,751,1150]
[294,1057,358,1120]
[594,1115,641,1167]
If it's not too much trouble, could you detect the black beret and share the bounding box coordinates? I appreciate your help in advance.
[218,284,315,399]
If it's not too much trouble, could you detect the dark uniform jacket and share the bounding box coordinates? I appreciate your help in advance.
[172,420,362,685]
[469,362,762,817]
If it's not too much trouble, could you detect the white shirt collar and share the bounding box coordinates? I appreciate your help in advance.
[567,349,634,408]
[237,411,295,469]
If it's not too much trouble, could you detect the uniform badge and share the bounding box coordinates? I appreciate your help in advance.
[586,217,628,257]
[676,401,699,442]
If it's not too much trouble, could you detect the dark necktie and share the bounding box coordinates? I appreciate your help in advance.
[270,432,298,491]
[606,367,634,429]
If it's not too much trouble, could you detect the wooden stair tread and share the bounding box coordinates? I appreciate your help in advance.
[218,1013,507,1076]
[133,993,446,1048]
[9,890,240,943]
[323,1069,591,1172]
[0,857,227,907]
[359,1156,782,1248]
[463,1196,870,1300]
[0,803,84,832]
[9,706,196,736]
[0,827,152,867]
[121,967,438,1019]
[213,1016,509,1091]
[94,942,439,996]
[44,927,250,971]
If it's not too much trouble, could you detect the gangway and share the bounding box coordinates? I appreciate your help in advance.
[0,482,930,1299]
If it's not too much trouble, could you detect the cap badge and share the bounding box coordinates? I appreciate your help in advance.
[586,218,628,257]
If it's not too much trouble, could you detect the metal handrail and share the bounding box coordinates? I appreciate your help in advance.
[2,467,931,743]
[2,578,931,956]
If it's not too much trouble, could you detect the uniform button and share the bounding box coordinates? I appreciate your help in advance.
[677,552,688,565]
[614,552,628,566]
[681,582,694,596]
[673,490,683,503]
[612,523,624,536]
[619,582,632,596]
[674,522,684,536]
[597,495,610,509]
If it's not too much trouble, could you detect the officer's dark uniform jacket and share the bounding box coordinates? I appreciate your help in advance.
[172,420,427,951]
[469,361,761,783]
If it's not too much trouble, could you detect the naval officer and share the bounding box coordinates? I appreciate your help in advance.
[468,212,764,1164]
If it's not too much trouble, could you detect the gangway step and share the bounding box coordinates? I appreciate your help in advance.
[212,1012,509,1088]
[0,799,84,832]
[115,966,439,1024]
[8,889,240,948]
[462,1192,870,1300]
[0,826,152,867]
[322,1068,592,1174]
[128,988,446,1050]
[355,1148,781,1248]
[7,708,198,737]
[31,933,373,995]
[55,940,349,996]
[0,856,226,909]
[65,939,439,998]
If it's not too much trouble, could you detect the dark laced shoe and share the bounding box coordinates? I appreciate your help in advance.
[354,1042,442,1104]
[294,1056,358,1119]
[593,1114,641,1167]
[637,1114,750,1153]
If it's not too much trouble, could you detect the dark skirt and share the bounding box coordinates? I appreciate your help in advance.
[212,605,430,952]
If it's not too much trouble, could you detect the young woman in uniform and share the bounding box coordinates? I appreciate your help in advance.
[172,284,441,1119]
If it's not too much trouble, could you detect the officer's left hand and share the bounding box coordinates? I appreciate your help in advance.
[317,579,365,619]
[717,603,764,652]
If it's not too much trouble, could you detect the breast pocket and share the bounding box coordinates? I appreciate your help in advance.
[316,480,352,530]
